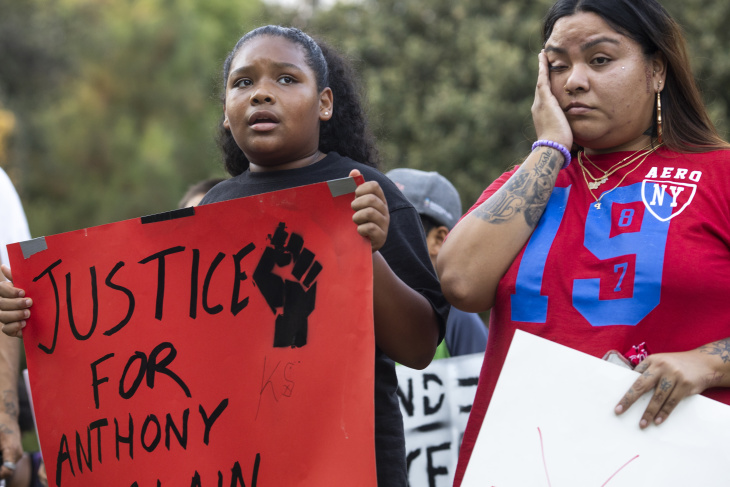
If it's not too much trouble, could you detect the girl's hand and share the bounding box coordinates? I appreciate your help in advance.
[614,348,728,428]
[349,169,389,252]
[0,265,31,338]
[532,49,573,150]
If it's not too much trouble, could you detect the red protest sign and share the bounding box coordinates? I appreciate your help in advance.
[8,177,376,487]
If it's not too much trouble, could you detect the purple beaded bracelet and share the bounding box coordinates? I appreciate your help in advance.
[531,140,571,168]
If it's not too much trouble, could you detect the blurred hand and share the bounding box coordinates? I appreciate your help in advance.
[0,266,30,339]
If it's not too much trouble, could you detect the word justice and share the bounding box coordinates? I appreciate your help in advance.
[30,243,257,355]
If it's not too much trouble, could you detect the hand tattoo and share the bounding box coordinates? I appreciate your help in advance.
[634,361,649,374]
[474,149,559,228]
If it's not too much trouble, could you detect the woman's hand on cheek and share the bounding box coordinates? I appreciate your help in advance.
[0,265,30,338]
[532,49,573,149]
[349,169,389,253]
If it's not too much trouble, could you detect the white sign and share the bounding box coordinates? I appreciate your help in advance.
[396,353,484,487]
[462,330,730,487]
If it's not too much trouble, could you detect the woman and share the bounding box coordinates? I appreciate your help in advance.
[438,1,730,484]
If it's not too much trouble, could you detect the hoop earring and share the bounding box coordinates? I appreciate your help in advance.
[656,89,663,145]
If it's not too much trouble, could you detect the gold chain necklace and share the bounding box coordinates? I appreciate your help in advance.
[578,142,654,189]
[580,144,662,209]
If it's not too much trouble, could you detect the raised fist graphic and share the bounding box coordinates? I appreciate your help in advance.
[253,222,322,348]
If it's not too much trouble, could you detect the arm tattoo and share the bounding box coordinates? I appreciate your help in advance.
[699,338,730,363]
[474,149,560,228]
[0,423,14,436]
[1,390,17,419]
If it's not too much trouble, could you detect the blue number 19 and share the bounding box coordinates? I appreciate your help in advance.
[510,183,670,327]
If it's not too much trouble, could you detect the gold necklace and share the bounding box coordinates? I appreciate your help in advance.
[582,142,653,175]
[578,142,654,189]
[581,144,662,209]
[578,159,608,189]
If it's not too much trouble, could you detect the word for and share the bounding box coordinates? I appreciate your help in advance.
[90,341,190,409]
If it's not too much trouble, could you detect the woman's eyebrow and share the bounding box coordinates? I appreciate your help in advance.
[582,37,620,50]
[545,36,620,53]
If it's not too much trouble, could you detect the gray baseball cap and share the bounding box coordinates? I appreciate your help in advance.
[386,168,462,230]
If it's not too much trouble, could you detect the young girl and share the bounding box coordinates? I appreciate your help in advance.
[0,26,448,486]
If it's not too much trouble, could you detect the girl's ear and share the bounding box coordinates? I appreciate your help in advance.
[223,103,231,130]
[319,87,334,121]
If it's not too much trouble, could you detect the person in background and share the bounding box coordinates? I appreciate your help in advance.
[0,169,30,277]
[0,167,30,481]
[387,168,487,359]
[178,177,226,208]
[437,1,730,485]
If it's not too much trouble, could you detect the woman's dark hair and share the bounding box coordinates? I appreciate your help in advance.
[543,0,729,152]
[420,214,440,236]
[218,26,380,176]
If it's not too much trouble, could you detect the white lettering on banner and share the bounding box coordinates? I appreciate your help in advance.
[396,353,484,487]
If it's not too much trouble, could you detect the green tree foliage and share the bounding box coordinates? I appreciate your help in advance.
[0,0,72,195]
[662,0,730,135]
[2,0,263,235]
